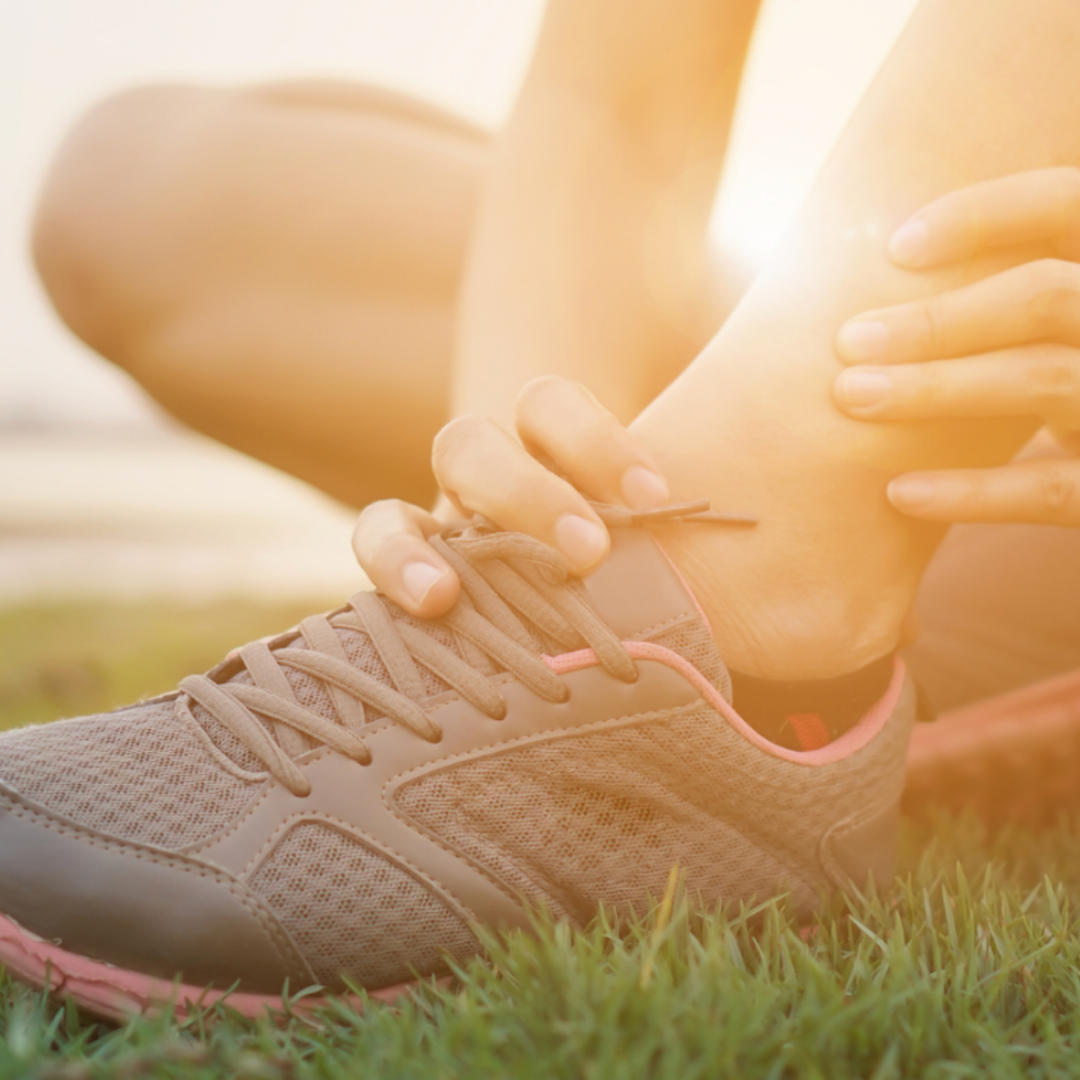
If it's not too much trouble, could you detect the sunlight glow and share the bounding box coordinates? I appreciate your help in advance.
[710,0,920,269]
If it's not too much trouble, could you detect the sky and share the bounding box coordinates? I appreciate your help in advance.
[0,0,920,432]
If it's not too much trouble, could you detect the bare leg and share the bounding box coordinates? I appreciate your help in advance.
[634,0,1080,679]
[33,81,487,508]
[34,77,737,510]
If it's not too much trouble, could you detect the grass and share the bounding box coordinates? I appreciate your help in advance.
[2,602,1080,1079]
[0,600,325,735]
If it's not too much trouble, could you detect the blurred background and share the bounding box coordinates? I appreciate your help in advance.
[1,0,920,604]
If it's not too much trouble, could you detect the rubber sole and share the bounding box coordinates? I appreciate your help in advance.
[904,668,1080,825]
[0,911,416,1024]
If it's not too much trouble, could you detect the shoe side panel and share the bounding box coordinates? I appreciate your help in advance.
[0,783,311,993]
[197,659,704,935]
[394,703,819,923]
[247,820,479,990]
[393,675,916,922]
[0,701,264,850]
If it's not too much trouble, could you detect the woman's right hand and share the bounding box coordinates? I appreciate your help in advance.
[351,376,671,618]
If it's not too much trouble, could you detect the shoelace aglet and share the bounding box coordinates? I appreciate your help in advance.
[677,510,758,527]
[595,501,758,528]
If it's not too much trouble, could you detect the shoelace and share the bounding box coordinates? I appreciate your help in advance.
[181,501,752,795]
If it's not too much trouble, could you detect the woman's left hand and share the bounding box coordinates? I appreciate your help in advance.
[833,166,1080,526]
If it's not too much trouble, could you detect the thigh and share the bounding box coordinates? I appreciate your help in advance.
[903,521,1080,711]
[37,81,491,507]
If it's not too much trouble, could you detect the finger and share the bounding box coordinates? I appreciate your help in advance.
[887,459,1080,526]
[1050,424,1080,456]
[352,500,460,618]
[898,607,920,649]
[834,345,1080,429]
[888,167,1080,269]
[514,376,670,509]
[432,414,610,574]
[836,259,1080,365]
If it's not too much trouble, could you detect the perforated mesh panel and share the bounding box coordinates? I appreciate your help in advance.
[648,620,730,700]
[194,637,336,768]
[0,699,262,849]
[194,611,459,769]
[339,622,454,702]
[249,821,477,989]
[395,700,912,923]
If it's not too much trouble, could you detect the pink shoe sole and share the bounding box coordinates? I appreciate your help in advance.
[0,910,422,1024]
[904,668,1080,824]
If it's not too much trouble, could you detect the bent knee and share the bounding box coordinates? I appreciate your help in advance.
[32,85,227,361]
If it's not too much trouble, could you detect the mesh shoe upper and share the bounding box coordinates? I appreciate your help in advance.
[0,698,262,850]
[0,506,914,994]
[248,821,478,988]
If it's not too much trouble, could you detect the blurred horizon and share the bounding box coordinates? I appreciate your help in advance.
[0,0,920,600]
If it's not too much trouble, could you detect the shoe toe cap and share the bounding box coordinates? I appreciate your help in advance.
[0,781,311,993]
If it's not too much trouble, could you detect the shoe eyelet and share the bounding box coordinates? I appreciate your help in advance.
[427,727,444,744]
[623,666,640,684]
[559,686,571,704]
[490,701,508,721]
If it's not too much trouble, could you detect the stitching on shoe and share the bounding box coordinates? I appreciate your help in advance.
[237,811,483,931]
[180,716,399,858]
[382,703,706,918]
[178,778,276,858]
[627,610,698,641]
[0,788,310,985]
[384,702,704,792]
[818,796,899,890]
[175,696,270,783]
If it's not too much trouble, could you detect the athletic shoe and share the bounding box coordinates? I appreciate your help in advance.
[0,506,915,1021]
[904,667,1080,824]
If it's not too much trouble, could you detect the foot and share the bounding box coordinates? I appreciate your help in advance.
[904,668,1080,824]
[0,510,914,1021]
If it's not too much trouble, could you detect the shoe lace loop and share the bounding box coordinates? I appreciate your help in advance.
[180,500,750,796]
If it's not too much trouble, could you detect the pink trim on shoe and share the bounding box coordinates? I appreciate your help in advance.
[0,911,418,1025]
[546,645,907,766]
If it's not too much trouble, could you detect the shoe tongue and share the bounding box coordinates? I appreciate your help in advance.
[580,526,701,637]
[578,526,731,702]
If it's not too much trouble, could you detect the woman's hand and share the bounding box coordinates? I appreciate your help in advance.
[833,166,1080,526]
[351,376,670,618]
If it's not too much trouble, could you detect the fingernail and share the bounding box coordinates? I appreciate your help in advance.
[888,218,929,267]
[554,514,608,570]
[837,320,888,363]
[837,369,893,410]
[621,465,670,510]
[402,561,445,607]
[887,477,937,510]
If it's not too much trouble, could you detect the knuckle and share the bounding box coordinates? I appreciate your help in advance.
[1035,467,1076,515]
[432,414,491,471]
[572,412,623,461]
[515,376,596,435]
[1025,260,1080,329]
[960,472,988,513]
[917,361,949,408]
[505,471,548,514]
[918,295,950,357]
[516,374,571,416]
[1059,166,1080,218]
[1028,355,1080,410]
[354,498,402,535]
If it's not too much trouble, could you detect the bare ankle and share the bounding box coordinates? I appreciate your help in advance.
[655,525,914,681]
